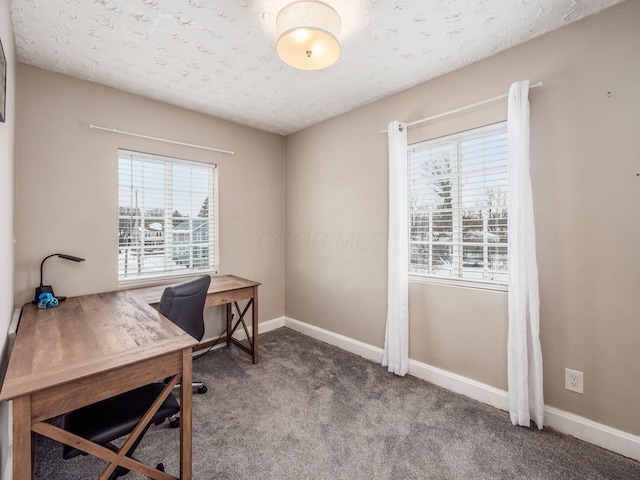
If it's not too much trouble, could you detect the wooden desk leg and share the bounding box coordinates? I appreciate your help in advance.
[180,348,193,480]
[226,303,232,348]
[252,287,259,365]
[12,395,32,480]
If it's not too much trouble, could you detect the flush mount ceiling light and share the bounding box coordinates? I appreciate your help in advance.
[276,1,342,70]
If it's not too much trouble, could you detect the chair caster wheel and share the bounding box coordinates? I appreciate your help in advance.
[197,385,208,394]
[156,462,165,472]
[169,418,180,429]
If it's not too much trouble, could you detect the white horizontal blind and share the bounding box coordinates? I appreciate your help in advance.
[118,149,218,284]
[408,122,508,286]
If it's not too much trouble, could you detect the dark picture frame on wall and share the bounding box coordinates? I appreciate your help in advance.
[0,38,6,123]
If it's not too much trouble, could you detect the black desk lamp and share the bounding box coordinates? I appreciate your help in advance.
[34,254,86,303]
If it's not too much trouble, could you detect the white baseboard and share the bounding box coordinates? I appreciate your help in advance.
[283,316,640,462]
[407,357,510,411]
[257,316,286,334]
[2,448,11,480]
[284,317,384,363]
[544,405,640,462]
[0,389,11,480]
[1,406,11,480]
[200,316,286,349]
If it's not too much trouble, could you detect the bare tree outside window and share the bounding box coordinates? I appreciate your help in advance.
[408,122,508,286]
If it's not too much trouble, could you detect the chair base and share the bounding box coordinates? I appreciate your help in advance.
[172,380,208,394]
[168,381,207,429]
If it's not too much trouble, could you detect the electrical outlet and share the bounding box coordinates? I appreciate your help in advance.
[565,368,584,394]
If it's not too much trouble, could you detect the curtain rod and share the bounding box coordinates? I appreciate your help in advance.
[89,124,235,155]
[381,81,542,134]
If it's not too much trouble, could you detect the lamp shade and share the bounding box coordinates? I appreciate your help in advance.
[276,1,341,70]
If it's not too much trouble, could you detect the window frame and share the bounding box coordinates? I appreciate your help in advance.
[117,149,219,287]
[407,121,509,291]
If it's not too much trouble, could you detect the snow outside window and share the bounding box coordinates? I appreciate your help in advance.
[117,149,218,285]
[408,122,508,289]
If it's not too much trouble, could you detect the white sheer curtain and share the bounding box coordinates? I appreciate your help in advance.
[507,80,544,429]
[382,121,409,376]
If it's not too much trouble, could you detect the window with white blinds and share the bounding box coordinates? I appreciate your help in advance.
[408,122,508,287]
[118,149,218,285]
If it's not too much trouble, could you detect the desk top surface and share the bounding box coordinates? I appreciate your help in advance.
[0,290,197,402]
[131,274,260,305]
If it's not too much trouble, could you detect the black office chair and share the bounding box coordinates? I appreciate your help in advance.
[61,383,180,479]
[159,274,211,395]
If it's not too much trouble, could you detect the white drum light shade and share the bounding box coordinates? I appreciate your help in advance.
[276,1,341,70]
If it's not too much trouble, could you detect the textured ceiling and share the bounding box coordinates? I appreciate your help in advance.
[11,0,623,135]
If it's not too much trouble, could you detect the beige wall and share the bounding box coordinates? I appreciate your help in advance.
[14,65,286,334]
[285,1,640,435]
[0,0,16,475]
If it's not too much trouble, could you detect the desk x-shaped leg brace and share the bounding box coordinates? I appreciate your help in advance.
[226,298,258,364]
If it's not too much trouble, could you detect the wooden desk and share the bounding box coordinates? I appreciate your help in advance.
[133,275,261,364]
[0,290,198,480]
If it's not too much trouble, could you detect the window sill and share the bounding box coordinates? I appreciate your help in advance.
[118,270,218,290]
[409,274,508,292]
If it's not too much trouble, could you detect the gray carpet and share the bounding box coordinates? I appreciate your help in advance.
[35,327,640,479]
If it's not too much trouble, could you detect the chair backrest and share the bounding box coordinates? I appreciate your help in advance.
[159,275,211,341]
